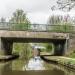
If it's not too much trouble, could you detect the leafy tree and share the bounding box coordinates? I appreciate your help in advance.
[48,15,62,25]
[51,0,75,11]
[10,9,31,59]
[47,15,73,32]
[9,9,30,30]
[9,9,30,24]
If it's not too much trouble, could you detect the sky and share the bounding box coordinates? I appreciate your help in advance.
[0,0,75,24]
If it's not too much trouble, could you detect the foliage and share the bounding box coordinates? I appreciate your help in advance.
[9,9,30,24]
[51,23,73,32]
[38,43,53,53]
[11,23,30,30]
[51,0,75,11]
[68,51,75,58]
[44,43,53,52]
[9,9,31,30]
[48,15,62,25]
[10,9,31,59]
[48,15,73,32]
[13,43,31,59]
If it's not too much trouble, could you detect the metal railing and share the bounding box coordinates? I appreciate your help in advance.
[0,22,75,32]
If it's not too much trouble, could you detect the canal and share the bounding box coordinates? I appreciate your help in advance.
[0,42,74,75]
[0,58,75,75]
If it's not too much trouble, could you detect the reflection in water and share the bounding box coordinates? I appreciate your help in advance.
[22,44,45,70]
[0,59,75,75]
[0,62,12,75]
[23,56,45,70]
[49,68,65,75]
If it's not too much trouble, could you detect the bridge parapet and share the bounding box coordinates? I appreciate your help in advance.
[0,23,75,33]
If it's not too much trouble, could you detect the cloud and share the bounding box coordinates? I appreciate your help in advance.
[27,12,51,24]
[0,0,53,23]
[5,0,51,13]
[0,0,74,23]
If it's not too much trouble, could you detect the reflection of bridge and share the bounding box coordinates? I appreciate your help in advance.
[0,23,74,57]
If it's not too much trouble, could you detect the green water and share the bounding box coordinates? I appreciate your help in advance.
[0,58,75,75]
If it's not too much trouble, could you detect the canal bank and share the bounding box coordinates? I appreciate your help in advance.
[0,57,75,75]
[41,56,75,70]
[0,54,19,62]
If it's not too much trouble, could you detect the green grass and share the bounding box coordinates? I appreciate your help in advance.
[68,52,75,58]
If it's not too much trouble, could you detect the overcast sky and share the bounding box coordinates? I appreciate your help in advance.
[0,0,75,24]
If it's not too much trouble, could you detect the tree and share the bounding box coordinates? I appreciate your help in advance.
[0,17,6,28]
[10,9,30,24]
[51,0,75,11]
[9,9,31,30]
[48,15,73,32]
[10,9,31,59]
[48,15,62,25]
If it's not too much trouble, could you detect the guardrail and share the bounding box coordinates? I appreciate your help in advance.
[0,22,75,32]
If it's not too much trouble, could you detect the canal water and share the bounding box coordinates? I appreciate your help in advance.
[0,58,75,75]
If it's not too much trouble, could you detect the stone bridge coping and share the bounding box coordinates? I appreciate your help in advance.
[0,30,69,39]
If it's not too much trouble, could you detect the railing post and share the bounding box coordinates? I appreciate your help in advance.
[65,25,66,33]
[27,24,28,30]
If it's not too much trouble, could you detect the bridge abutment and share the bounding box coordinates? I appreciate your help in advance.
[0,38,13,55]
[54,42,66,56]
